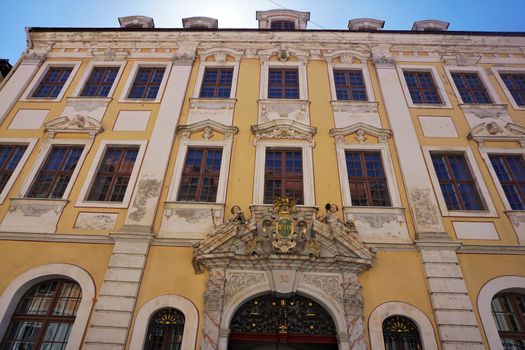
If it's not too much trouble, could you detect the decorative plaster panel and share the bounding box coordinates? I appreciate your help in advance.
[159,202,224,239]
[61,97,111,123]
[187,98,236,125]
[74,212,118,230]
[453,221,499,240]
[9,109,48,130]
[331,101,381,128]
[0,198,68,233]
[258,99,310,125]
[343,207,410,243]
[507,211,525,245]
[113,111,151,131]
[419,116,458,137]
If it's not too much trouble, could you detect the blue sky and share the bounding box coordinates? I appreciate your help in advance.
[1,0,525,64]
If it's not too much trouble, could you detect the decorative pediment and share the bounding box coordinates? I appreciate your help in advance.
[251,119,317,145]
[198,47,244,63]
[193,200,375,274]
[323,49,370,64]
[44,115,102,138]
[329,122,392,144]
[468,121,525,146]
[258,46,310,62]
[177,119,239,140]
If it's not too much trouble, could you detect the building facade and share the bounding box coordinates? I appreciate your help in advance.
[0,10,524,350]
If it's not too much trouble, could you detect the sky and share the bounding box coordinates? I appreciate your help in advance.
[1,0,525,64]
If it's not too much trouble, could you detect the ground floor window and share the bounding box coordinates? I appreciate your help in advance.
[491,292,525,349]
[144,308,185,350]
[382,315,422,350]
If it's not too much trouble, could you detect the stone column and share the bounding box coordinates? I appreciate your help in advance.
[202,268,226,350]
[342,272,366,350]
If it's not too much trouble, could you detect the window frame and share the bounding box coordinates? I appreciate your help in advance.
[260,60,308,100]
[263,148,304,205]
[75,140,147,208]
[193,60,239,99]
[119,62,171,103]
[397,65,452,108]
[444,65,501,104]
[490,292,525,345]
[328,63,375,102]
[18,139,91,200]
[491,67,525,110]
[0,138,37,204]
[423,146,497,217]
[253,140,314,206]
[21,61,81,102]
[72,61,125,98]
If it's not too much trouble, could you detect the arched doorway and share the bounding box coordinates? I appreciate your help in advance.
[227,293,338,350]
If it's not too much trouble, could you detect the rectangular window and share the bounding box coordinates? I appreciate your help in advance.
[451,72,492,104]
[80,66,120,97]
[333,70,368,101]
[27,146,84,198]
[489,154,525,210]
[500,73,525,107]
[264,149,303,204]
[431,153,484,210]
[87,147,139,202]
[127,67,165,99]
[199,68,233,98]
[271,20,295,30]
[0,145,28,193]
[345,151,391,206]
[177,148,222,202]
[32,67,73,98]
[268,68,299,99]
[403,71,442,104]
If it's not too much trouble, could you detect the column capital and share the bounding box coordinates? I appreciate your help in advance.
[372,54,396,68]
[21,49,48,65]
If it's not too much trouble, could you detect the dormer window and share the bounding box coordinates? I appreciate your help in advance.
[256,9,310,30]
[412,20,449,31]
[348,18,384,31]
[182,16,218,29]
[271,20,295,30]
[118,16,154,29]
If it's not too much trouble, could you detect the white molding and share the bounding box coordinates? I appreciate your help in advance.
[0,138,38,204]
[75,139,147,208]
[253,140,315,206]
[129,294,199,350]
[444,65,501,104]
[71,60,126,98]
[21,60,81,102]
[0,264,95,350]
[118,61,172,103]
[368,301,438,350]
[422,145,498,217]
[491,66,525,111]
[259,58,308,100]
[397,64,452,108]
[326,62,375,102]
[477,276,525,350]
[18,138,92,199]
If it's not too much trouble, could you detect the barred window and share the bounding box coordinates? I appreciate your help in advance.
[491,292,525,349]
[27,145,84,199]
[489,154,525,210]
[32,67,73,98]
[500,73,525,106]
[0,145,27,193]
[144,308,185,350]
[382,315,423,350]
[345,151,391,206]
[268,68,299,99]
[80,66,120,97]
[177,148,222,202]
[403,71,442,104]
[264,149,303,204]
[199,68,233,98]
[87,147,139,202]
[333,70,368,101]
[271,20,295,30]
[451,72,492,104]
[128,67,165,99]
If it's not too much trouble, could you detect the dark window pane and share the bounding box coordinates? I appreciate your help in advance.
[268,68,299,99]
[271,20,295,30]
[403,71,442,104]
[500,73,525,106]
[334,70,368,101]
[489,154,525,210]
[80,66,120,97]
[144,308,185,350]
[177,148,222,202]
[491,292,525,348]
[264,149,303,204]
[128,67,165,99]
[451,72,492,104]
[199,68,234,98]
[0,145,27,193]
[32,67,73,98]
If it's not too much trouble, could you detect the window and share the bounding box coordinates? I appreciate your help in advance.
[271,20,295,30]
[500,73,525,107]
[0,145,27,193]
[144,308,185,350]
[430,153,484,210]
[382,315,423,350]
[127,67,165,99]
[199,68,233,98]
[177,148,222,202]
[489,154,525,210]
[403,71,442,104]
[0,279,81,350]
[346,151,391,206]
[32,67,73,98]
[268,68,299,99]
[451,72,492,104]
[491,292,525,349]
[264,149,303,204]
[333,70,368,101]
[87,147,139,202]
[27,145,84,199]
[79,66,120,97]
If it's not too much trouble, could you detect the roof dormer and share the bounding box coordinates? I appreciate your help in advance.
[412,19,449,31]
[182,16,218,29]
[256,9,310,30]
[118,15,154,29]
[348,18,384,31]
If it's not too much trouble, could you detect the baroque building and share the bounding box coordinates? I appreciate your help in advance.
[0,9,524,350]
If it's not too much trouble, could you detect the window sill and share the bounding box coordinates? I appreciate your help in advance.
[75,200,129,209]
[440,209,499,218]
[118,98,161,104]
[407,103,453,109]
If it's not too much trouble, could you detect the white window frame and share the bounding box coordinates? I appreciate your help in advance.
[119,61,171,103]
[0,138,38,204]
[478,146,525,211]
[397,65,452,108]
[21,61,82,102]
[18,139,92,199]
[193,61,239,99]
[75,139,147,208]
[260,60,308,100]
[327,63,375,102]
[335,142,402,208]
[167,138,232,204]
[72,61,126,98]
[444,65,501,104]
[422,145,497,217]
[491,66,525,110]
[253,140,315,206]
